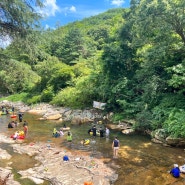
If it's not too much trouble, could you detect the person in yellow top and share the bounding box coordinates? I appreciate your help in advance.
[67,131,72,142]
[53,128,60,138]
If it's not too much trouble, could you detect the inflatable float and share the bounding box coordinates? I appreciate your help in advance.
[84,139,90,145]
[10,115,17,118]
[1,112,7,115]
[89,130,100,137]
[81,139,90,145]
[10,135,25,140]
[61,127,70,131]
[84,182,93,185]
[10,131,25,140]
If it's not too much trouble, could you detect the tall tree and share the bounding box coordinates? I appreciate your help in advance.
[0,0,43,39]
[55,28,85,65]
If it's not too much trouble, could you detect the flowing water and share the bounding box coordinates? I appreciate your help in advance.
[0,113,185,185]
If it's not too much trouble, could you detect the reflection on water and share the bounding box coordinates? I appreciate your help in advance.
[1,113,185,185]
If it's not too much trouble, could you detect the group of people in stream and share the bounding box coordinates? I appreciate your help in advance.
[4,105,29,140]
[87,124,110,138]
[8,118,28,140]
[5,106,120,159]
[13,121,28,140]
[52,121,120,158]
[1,105,15,115]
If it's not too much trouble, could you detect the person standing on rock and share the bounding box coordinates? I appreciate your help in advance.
[112,137,120,158]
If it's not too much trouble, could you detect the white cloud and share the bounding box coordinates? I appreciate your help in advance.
[40,0,60,17]
[45,24,49,29]
[69,6,76,12]
[111,0,125,6]
[61,5,77,16]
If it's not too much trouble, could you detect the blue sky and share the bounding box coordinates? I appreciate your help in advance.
[39,0,130,29]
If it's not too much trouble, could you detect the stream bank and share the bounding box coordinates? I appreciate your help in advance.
[1,100,185,185]
[0,100,117,185]
[0,133,117,185]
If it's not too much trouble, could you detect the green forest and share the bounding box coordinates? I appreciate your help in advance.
[0,0,185,138]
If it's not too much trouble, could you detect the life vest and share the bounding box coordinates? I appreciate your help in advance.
[67,135,72,141]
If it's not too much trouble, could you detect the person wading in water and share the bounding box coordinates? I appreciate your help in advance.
[112,137,120,158]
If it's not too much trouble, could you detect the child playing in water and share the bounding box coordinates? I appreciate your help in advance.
[59,128,64,136]
[13,131,19,140]
[67,131,72,142]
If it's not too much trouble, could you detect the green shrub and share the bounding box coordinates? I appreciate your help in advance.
[163,108,185,138]
[111,113,125,123]
[51,87,81,108]
[0,93,28,102]
[40,86,54,102]
[135,110,153,131]
[26,95,41,105]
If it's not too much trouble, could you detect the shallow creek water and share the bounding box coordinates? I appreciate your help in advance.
[0,113,185,185]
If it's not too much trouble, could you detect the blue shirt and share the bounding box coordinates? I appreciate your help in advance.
[170,167,180,178]
[63,155,69,161]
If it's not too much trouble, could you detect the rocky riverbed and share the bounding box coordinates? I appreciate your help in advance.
[0,133,117,185]
[0,100,117,185]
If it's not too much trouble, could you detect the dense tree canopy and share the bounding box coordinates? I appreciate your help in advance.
[0,3,185,138]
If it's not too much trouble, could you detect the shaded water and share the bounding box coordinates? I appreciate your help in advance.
[0,113,185,185]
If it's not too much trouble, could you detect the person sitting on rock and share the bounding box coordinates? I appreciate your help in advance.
[170,164,180,178]
[63,155,69,161]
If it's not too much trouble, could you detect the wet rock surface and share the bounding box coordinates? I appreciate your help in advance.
[0,100,117,185]
[0,134,116,185]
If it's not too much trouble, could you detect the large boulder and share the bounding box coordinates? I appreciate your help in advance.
[122,128,135,135]
[71,116,93,125]
[71,116,82,124]
[166,136,185,147]
[151,129,185,147]
[151,129,167,142]
[45,113,62,120]
[27,109,47,115]
[107,124,122,130]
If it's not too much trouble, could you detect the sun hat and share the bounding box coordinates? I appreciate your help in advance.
[174,164,178,168]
